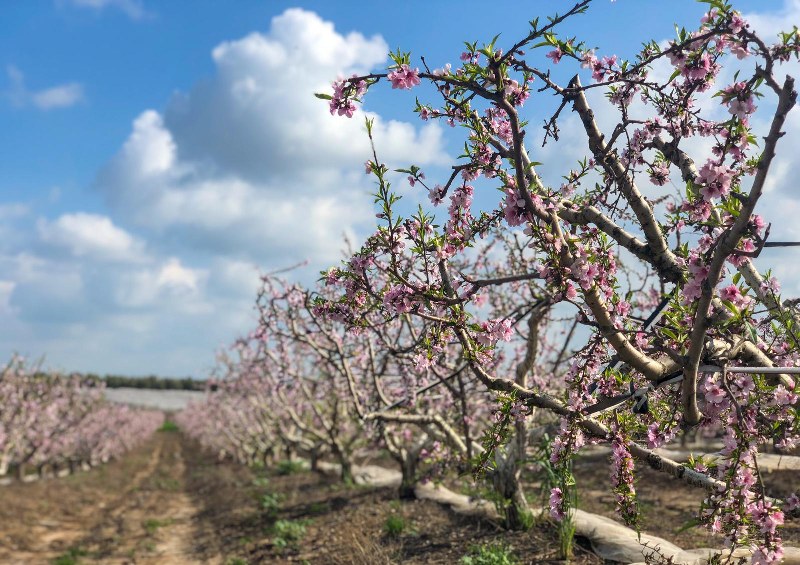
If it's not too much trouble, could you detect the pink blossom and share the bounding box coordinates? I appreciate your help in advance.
[565,281,578,301]
[730,43,750,59]
[413,353,432,373]
[701,8,718,24]
[408,172,425,187]
[720,284,750,308]
[761,277,781,294]
[428,185,445,206]
[477,318,514,346]
[704,383,726,404]
[549,487,565,520]
[697,161,734,201]
[581,50,597,69]
[682,52,713,80]
[729,13,747,34]
[383,284,415,314]
[728,97,756,119]
[546,47,563,64]
[387,64,421,90]
[752,547,783,565]
[649,162,670,186]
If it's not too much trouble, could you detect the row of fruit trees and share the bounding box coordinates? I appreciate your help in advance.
[0,356,164,481]
[187,1,797,562]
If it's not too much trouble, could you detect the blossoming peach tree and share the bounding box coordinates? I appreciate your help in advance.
[318,0,800,561]
[0,356,164,480]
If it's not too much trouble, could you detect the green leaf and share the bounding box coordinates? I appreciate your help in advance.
[744,321,758,342]
[721,300,740,317]
[675,517,702,534]
[314,92,332,100]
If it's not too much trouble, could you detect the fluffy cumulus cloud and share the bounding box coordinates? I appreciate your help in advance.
[37,213,145,262]
[0,9,447,377]
[98,8,447,267]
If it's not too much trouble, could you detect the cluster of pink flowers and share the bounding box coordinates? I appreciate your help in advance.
[383,284,416,314]
[549,487,566,520]
[476,318,514,346]
[697,160,735,201]
[501,183,529,227]
[649,161,671,186]
[610,436,637,525]
[546,47,563,64]
[580,50,618,82]
[722,81,757,120]
[329,77,365,118]
[387,64,421,90]
[719,284,752,309]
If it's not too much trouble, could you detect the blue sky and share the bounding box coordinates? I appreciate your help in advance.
[1,0,797,378]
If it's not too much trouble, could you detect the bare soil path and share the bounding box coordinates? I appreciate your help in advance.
[0,430,244,564]
[2,430,796,564]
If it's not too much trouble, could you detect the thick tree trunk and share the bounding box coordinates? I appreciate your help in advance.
[309,447,321,472]
[339,457,353,484]
[492,451,533,531]
[398,455,417,500]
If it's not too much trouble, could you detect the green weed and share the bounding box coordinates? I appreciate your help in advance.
[383,514,406,537]
[142,518,173,535]
[275,459,305,475]
[260,491,283,517]
[158,420,179,432]
[271,519,309,550]
[51,547,88,565]
[460,542,518,565]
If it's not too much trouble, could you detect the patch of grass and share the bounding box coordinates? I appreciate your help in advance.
[271,519,309,551]
[260,491,283,517]
[251,476,270,489]
[158,420,179,432]
[226,559,249,565]
[142,517,173,535]
[153,477,181,491]
[460,542,518,565]
[275,459,305,476]
[383,514,406,538]
[52,547,88,565]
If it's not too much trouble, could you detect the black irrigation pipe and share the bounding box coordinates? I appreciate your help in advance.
[763,241,800,248]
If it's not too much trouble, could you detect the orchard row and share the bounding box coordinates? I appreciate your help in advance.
[179,2,797,563]
[0,356,164,481]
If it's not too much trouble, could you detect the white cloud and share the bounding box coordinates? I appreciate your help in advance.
[37,213,144,262]
[0,203,28,219]
[62,0,147,20]
[5,65,85,110]
[114,257,206,308]
[32,83,85,110]
[97,8,447,270]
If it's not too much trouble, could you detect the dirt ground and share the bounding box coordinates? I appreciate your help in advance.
[0,429,796,564]
[571,450,800,550]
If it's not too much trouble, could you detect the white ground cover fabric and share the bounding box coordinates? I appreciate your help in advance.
[319,460,800,564]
